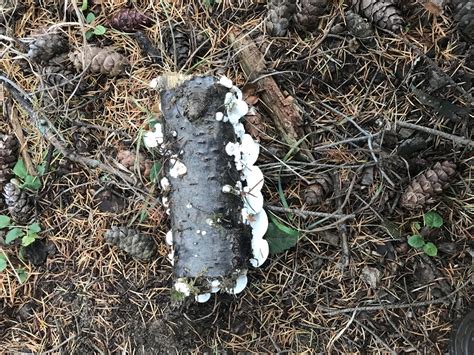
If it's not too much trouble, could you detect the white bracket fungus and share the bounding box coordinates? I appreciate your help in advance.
[165,230,173,246]
[143,123,164,149]
[195,293,211,303]
[174,278,191,296]
[169,158,187,178]
[160,177,171,192]
[225,273,248,295]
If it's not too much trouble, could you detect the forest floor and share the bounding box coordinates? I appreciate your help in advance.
[0,0,472,353]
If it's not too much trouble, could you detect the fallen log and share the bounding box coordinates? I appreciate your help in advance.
[154,74,269,302]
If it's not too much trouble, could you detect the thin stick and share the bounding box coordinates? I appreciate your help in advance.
[39,335,77,355]
[1,76,137,185]
[320,280,470,316]
[396,120,474,147]
[352,317,397,355]
[5,99,36,176]
[334,173,350,270]
[265,205,355,220]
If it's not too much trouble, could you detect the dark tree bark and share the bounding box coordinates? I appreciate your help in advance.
[160,75,250,279]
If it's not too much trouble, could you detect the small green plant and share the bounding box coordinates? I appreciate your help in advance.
[0,215,41,247]
[13,159,43,191]
[407,211,443,257]
[264,215,299,254]
[85,12,107,40]
[203,0,218,7]
[0,251,29,283]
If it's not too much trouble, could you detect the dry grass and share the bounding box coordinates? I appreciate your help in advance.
[0,0,472,353]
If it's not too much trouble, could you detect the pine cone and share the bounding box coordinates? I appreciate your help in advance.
[163,23,190,69]
[116,149,153,178]
[345,10,376,47]
[104,226,156,260]
[293,0,328,31]
[266,0,296,36]
[351,0,404,32]
[109,8,152,32]
[452,0,474,41]
[3,179,34,224]
[400,160,456,210]
[0,133,18,192]
[72,126,95,154]
[27,33,69,64]
[69,46,128,77]
[304,173,333,205]
[41,55,86,95]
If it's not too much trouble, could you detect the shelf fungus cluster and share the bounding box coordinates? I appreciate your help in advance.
[148,74,268,303]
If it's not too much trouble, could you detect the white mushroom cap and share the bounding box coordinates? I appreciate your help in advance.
[243,189,264,214]
[174,279,191,296]
[165,230,173,246]
[160,177,171,192]
[215,112,224,121]
[230,85,243,100]
[226,274,248,295]
[210,279,221,293]
[195,293,211,303]
[225,142,240,156]
[233,123,245,140]
[218,76,233,88]
[243,165,264,192]
[225,92,249,124]
[250,238,269,267]
[143,131,159,148]
[250,209,269,240]
[167,247,174,265]
[240,134,259,166]
[169,158,187,178]
[143,123,164,148]
[162,196,170,208]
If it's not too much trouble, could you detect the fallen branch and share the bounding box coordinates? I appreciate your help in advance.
[265,205,355,220]
[4,98,36,175]
[0,74,137,185]
[320,280,470,316]
[396,120,474,147]
[228,30,311,159]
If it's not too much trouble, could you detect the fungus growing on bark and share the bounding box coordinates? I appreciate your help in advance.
[152,74,268,302]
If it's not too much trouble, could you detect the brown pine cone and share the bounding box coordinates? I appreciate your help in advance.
[72,126,96,154]
[304,173,333,205]
[41,55,86,95]
[452,0,474,41]
[351,0,404,32]
[163,23,190,69]
[104,226,156,260]
[293,0,328,31]
[400,160,456,210]
[109,8,153,32]
[0,133,18,192]
[3,179,34,224]
[69,46,128,77]
[345,10,376,47]
[266,0,296,36]
[27,33,69,64]
[116,149,152,178]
